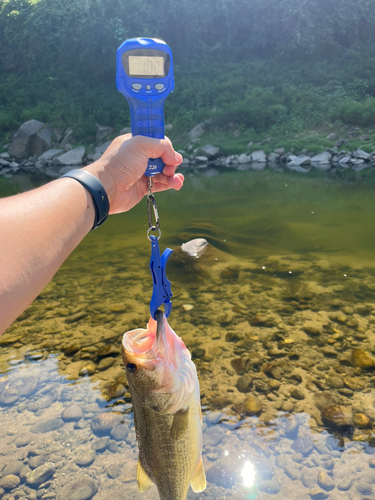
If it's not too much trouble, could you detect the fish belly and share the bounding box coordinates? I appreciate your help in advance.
[134,394,202,500]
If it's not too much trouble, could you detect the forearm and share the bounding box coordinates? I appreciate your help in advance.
[0,177,95,334]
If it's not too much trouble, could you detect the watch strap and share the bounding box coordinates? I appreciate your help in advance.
[61,169,109,230]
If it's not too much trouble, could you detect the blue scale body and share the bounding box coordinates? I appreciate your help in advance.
[116,38,174,176]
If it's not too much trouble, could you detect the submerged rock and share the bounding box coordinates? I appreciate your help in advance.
[181,238,208,258]
[0,474,20,491]
[26,462,55,486]
[321,405,353,430]
[351,348,375,369]
[58,477,98,500]
[243,395,262,415]
[90,413,122,434]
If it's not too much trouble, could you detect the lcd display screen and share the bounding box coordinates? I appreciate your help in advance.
[128,56,165,77]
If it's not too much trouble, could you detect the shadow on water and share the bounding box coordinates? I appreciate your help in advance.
[1,168,375,499]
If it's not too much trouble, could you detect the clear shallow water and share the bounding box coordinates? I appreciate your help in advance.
[1,167,375,500]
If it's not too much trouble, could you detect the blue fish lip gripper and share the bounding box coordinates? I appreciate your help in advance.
[116,37,174,177]
[149,234,173,320]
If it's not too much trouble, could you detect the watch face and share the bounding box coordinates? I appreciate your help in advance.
[122,49,170,79]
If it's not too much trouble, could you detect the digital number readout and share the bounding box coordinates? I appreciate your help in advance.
[128,56,165,76]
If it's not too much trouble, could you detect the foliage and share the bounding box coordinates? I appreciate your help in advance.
[1,0,375,143]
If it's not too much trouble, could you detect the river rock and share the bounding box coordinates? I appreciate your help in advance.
[38,149,64,165]
[58,478,98,500]
[250,150,266,162]
[236,375,252,393]
[268,152,279,162]
[30,418,64,434]
[309,487,329,499]
[90,413,122,434]
[311,152,332,164]
[76,449,96,467]
[0,474,20,490]
[97,344,119,356]
[0,387,19,405]
[238,154,251,163]
[285,416,299,437]
[259,476,281,494]
[62,404,83,421]
[243,395,262,415]
[18,377,38,396]
[181,238,208,258]
[91,437,109,452]
[317,470,334,491]
[313,392,339,410]
[96,123,113,142]
[110,423,130,441]
[15,435,30,447]
[291,436,313,456]
[29,456,46,470]
[321,405,353,430]
[353,413,373,429]
[338,477,353,491]
[54,147,85,166]
[189,123,205,140]
[79,363,96,376]
[3,461,24,476]
[10,120,52,158]
[200,145,220,158]
[290,388,305,400]
[287,155,311,167]
[353,149,369,160]
[94,141,111,155]
[97,357,115,370]
[351,348,375,369]
[106,383,126,400]
[26,462,55,486]
[203,425,225,447]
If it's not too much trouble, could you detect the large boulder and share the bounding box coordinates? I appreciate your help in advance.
[60,129,75,149]
[96,123,114,142]
[250,150,266,162]
[353,149,370,160]
[189,123,205,140]
[200,145,220,159]
[38,149,64,165]
[238,154,251,164]
[10,120,53,159]
[287,155,311,167]
[53,146,85,166]
[310,152,332,164]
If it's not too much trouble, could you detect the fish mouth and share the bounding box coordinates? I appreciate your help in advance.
[122,310,165,364]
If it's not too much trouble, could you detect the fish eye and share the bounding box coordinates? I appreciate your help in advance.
[126,363,137,374]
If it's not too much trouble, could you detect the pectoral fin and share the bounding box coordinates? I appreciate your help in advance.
[137,459,153,492]
[171,407,189,440]
[191,458,206,493]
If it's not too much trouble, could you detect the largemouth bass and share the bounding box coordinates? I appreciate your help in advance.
[122,310,206,500]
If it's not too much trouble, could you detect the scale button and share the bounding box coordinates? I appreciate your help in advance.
[155,84,165,90]
[146,85,151,90]
[132,83,142,90]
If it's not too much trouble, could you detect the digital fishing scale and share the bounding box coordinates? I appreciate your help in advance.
[116,37,174,176]
[116,38,175,320]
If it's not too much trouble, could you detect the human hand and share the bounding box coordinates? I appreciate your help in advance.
[83,134,184,214]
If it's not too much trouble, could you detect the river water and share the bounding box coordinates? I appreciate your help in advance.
[1,166,375,500]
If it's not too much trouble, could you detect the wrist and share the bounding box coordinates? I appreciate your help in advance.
[82,162,116,210]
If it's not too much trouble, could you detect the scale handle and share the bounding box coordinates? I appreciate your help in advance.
[127,95,167,177]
